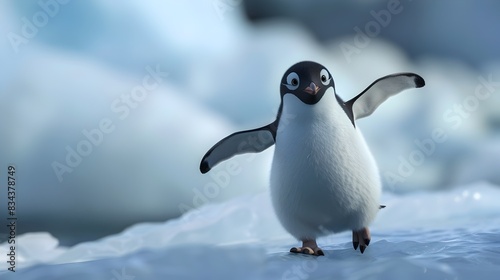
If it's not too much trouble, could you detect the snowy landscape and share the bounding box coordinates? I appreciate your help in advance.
[0,0,499,279]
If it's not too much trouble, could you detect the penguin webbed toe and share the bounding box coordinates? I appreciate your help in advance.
[301,247,315,255]
[290,247,300,253]
[289,240,325,256]
[359,244,367,254]
[352,227,371,254]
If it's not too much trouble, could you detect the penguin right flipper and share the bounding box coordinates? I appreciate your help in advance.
[346,73,425,120]
[200,122,277,174]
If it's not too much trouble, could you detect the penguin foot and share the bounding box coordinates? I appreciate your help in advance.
[352,227,371,254]
[290,239,324,256]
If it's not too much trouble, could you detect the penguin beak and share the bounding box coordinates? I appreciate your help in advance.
[304,82,320,95]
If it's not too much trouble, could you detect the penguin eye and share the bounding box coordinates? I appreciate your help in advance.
[284,72,300,90]
[320,69,330,86]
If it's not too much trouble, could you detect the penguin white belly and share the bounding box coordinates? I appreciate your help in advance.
[270,90,381,240]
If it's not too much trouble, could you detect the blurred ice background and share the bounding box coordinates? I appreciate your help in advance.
[0,0,499,278]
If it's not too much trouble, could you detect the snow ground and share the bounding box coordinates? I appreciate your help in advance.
[1,0,500,243]
[1,182,499,279]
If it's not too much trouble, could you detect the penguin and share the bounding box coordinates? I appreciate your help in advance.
[200,61,425,256]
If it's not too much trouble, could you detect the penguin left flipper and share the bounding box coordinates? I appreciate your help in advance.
[346,73,425,120]
[199,122,277,174]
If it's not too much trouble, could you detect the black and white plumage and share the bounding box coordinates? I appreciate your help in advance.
[200,61,425,255]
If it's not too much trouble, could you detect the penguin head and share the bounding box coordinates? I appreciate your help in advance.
[280,61,335,105]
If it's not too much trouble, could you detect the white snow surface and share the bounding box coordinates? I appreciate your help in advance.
[1,0,500,240]
[1,182,500,279]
